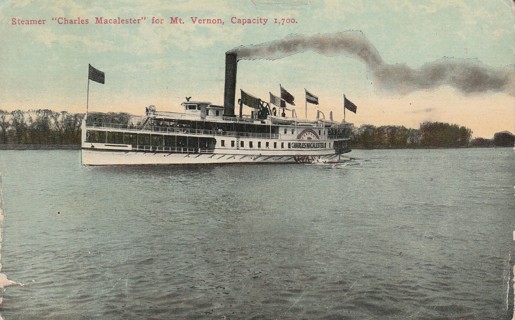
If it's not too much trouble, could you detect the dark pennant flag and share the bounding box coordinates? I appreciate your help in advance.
[344,96,357,113]
[280,85,295,106]
[305,89,319,105]
[269,92,284,108]
[241,90,261,109]
[88,64,105,84]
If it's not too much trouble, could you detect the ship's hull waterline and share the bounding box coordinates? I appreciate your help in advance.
[81,148,348,166]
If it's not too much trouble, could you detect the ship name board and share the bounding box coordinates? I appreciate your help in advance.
[291,142,326,149]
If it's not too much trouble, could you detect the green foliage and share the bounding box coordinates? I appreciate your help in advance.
[351,122,473,149]
[470,137,494,147]
[0,109,85,145]
[0,110,137,145]
[493,131,514,147]
[419,122,472,148]
[86,112,132,126]
[351,125,420,149]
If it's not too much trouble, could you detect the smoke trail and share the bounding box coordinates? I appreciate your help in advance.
[229,31,514,96]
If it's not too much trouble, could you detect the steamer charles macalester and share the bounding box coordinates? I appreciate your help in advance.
[81,54,356,165]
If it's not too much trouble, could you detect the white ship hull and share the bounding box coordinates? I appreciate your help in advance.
[81,147,346,166]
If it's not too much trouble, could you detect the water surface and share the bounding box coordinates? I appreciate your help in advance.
[0,148,513,319]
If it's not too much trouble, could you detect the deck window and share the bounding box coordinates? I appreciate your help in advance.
[274,142,277,148]
[288,143,291,148]
[124,133,137,146]
[266,142,269,148]
[151,135,163,147]
[281,142,284,148]
[107,131,123,144]
[221,140,225,147]
[137,134,150,146]
[249,141,253,148]
[176,136,187,148]
[258,141,261,148]
[88,130,106,143]
[231,140,235,147]
[164,136,176,148]
[241,141,244,148]
[284,128,287,134]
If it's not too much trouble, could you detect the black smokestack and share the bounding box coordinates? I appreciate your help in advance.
[228,31,514,96]
[223,52,238,117]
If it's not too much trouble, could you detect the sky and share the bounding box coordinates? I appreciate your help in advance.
[0,0,513,138]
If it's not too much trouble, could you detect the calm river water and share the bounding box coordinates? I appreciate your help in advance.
[0,149,513,319]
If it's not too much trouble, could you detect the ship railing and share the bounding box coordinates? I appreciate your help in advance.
[133,145,214,154]
[328,134,351,140]
[222,116,255,123]
[152,111,186,118]
[88,122,130,129]
[88,122,279,139]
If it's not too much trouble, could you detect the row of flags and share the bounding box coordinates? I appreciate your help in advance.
[87,64,358,115]
[241,85,357,114]
[270,85,315,108]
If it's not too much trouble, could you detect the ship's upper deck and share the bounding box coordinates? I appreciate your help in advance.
[85,101,352,141]
[147,101,340,128]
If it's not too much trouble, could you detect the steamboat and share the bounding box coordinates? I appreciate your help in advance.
[81,53,353,165]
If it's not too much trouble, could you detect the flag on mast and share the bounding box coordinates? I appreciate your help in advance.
[269,92,284,108]
[344,95,357,113]
[86,64,105,115]
[88,64,105,84]
[280,85,295,106]
[305,89,319,105]
[240,90,261,109]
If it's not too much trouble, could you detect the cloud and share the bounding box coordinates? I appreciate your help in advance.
[229,31,515,96]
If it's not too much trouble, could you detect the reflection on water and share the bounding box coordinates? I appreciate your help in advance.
[0,149,513,319]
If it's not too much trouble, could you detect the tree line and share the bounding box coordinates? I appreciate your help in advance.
[0,109,131,146]
[351,122,514,148]
[0,109,83,145]
[349,122,475,149]
[0,109,512,148]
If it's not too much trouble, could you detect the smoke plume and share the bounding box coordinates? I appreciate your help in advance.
[228,31,514,96]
